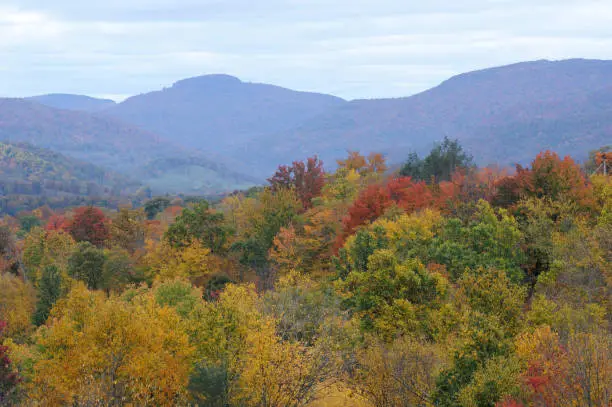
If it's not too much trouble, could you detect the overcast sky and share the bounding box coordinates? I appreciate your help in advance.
[1,0,611,101]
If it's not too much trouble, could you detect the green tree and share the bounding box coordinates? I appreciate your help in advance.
[68,242,106,290]
[165,201,231,254]
[143,197,172,220]
[400,137,473,183]
[33,265,63,326]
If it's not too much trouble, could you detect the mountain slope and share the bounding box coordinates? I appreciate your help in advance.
[0,141,140,214]
[102,74,347,162]
[0,99,256,194]
[27,94,116,112]
[244,59,612,172]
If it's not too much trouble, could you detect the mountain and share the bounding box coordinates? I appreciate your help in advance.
[243,59,612,172]
[0,99,256,195]
[102,74,347,167]
[27,94,116,112]
[0,141,139,214]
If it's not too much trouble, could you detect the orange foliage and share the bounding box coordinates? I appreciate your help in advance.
[495,151,594,209]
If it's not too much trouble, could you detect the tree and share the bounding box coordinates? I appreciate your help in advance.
[143,197,172,220]
[165,201,230,254]
[336,249,448,339]
[30,284,194,405]
[268,156,326,210]
[400,137,473,183]
[109,207,145,253]
[350,336,443,407]
[0,226,18,275]
[66,206,109,247]
[0,320,21,404]
[231,188,301,287]
[18,215,41,233]
[499,151,595,210]
[0,273,36,340]
[67,242,106,290]
[32,265,63,326]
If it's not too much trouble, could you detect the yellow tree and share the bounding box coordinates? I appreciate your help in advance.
[30,284,194,405]
[0,273,36,341]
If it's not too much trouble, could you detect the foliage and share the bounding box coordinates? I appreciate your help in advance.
[66,206,109,247]
[400,137,474,183]
[30,284,194,405]
[32,265,64,326]
[0,274,36,340]
[2,147,610,405]
[67,242,106,290]
[0,320,22,404]
[269,156,326,210]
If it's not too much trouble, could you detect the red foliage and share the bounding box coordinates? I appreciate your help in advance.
[337,176,448,249]
[45,214,69,232]
[66,206,109,247]
[269,156,325,210]
[0,320,21,403]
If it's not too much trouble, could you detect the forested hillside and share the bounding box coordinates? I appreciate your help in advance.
[0,142,141,215]
[244,59,612,174]
[0,98,256,195]
[1,144,610,406]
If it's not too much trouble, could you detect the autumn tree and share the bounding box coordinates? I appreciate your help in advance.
[30,284,194,405]
[109,207,145,253]
[0,320,21,405]
[268,156,326,210]
[66,206,109,247]
[0,273,36,340]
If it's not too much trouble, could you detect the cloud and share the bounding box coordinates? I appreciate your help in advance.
[1,0,611,99]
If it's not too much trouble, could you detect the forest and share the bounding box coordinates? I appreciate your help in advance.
[0,140,610,407]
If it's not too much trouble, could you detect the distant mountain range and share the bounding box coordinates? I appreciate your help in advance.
[7,58,612,194]
[26,94,116,112]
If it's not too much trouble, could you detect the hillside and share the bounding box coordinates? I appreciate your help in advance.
[102,74,347,161]
[0,99,256,194]
[235,59,612,173]
[0,141,139,214]
[27,94,116,112]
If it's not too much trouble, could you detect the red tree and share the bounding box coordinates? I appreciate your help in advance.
[66,206,109,247]
[269,156,325,210]
[45,214,69,232]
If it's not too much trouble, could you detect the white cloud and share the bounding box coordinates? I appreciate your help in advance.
[1,0,611,99]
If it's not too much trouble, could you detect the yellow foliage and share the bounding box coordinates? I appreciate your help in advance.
[143,238,212,282]
[0,273,36,340]
[29,283,194,405]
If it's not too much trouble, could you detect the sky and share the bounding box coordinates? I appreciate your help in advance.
[1,0,611,101]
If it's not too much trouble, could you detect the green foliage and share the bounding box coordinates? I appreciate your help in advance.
[400,137,473,183]
[430,201,525,282]
[165,201,231,253]
[144,197,171,219]
[33,265,63,326]
[67,242,106,290]
[337,249,448,339]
